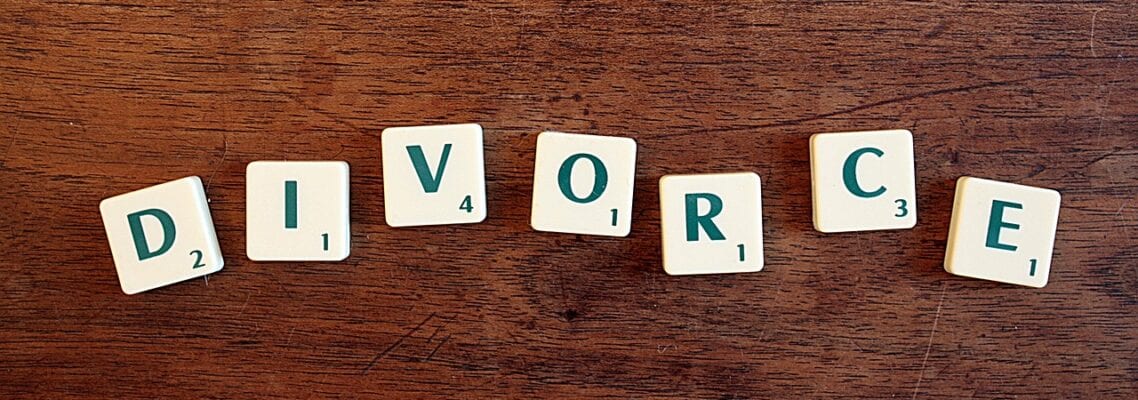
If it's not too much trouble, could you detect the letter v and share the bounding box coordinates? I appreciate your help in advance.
[406,144,453,193]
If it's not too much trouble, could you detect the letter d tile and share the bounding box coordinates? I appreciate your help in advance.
[99,176,224,294]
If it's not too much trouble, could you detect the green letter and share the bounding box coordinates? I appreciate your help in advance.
[285,180,298,229]
[842,147,886,198]
[127,208,176,261]
[685,193,725,241]
[406,144,452,193]
[985,200,1022,251]
[557,153,608,203]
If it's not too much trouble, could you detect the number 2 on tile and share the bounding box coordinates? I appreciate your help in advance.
[190,250,205,269]
[894,199,909,217]
[459,195,473,213]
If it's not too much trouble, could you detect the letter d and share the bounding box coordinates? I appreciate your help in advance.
[127,208,177,261]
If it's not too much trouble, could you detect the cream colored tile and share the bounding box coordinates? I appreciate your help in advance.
[530,131,637,237]
[810,129,917,233]
[246,161,350,261]
[944,177,1061,288]
[381,123,487,227]
[659,172,764,275]
[99,176,224,294]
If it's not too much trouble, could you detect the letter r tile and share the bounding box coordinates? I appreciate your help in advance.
[99,176,224,294]
[659,172,764,275]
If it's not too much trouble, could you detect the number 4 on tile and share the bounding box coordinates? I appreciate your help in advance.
[460,195,474,213]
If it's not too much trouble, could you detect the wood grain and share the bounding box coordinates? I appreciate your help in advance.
[2,1,1136,398]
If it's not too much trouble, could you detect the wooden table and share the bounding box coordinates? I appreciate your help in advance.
[2,1,1136,398]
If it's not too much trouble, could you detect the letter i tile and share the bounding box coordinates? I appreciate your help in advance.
[659,172,764,275]
[944,177,1061,288]
[99,176,224,294]
[246,161,350,261]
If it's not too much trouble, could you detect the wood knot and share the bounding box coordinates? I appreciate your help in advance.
[560,309,580,322]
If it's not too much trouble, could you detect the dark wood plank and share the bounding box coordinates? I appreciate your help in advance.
[1,1,1136,398]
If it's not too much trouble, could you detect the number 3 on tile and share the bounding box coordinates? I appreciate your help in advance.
[894,199,909,218]
[459,195,473,213]
[190,250,205,269]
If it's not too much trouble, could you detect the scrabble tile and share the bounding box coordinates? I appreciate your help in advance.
[246,161,350,261]
[99,176,224,294]
[810,129,917,233]
[944,177,1061,288]
[659,172,764,275]
[381,123,487,227]
[530,131,637,237]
